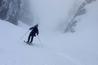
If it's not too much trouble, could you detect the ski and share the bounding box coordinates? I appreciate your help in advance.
[24,41,33,46]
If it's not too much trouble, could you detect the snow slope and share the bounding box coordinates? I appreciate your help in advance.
[0,20,76,65]
[0,20,80,65]
[0,0,98,65]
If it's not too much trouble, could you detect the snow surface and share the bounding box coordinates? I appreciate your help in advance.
[0,0,98,65]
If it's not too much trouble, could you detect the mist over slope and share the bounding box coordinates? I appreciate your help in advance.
[0,0,98,65]
[29,0,77,31]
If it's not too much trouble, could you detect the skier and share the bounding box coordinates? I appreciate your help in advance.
[26,24,39,45]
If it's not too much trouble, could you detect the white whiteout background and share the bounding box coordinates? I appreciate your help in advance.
[0,0,98,65]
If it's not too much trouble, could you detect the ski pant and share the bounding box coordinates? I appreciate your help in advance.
[27,33,34,43]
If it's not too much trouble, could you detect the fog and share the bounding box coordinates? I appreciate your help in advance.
[28,0,77,31]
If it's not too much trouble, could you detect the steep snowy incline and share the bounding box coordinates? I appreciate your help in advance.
[38,1,98,65]
[0,20,79,65]
[0,0,98,65]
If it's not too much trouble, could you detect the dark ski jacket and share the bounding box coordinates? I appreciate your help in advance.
[29,25,39,36]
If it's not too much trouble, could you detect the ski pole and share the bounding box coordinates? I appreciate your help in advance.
[37,36,43,47]
[37,35,42,44]
[24,30,29,37]
[20,30,29,41]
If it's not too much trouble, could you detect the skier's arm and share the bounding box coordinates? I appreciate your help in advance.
[29,27,34,30]
[37,29,39,35]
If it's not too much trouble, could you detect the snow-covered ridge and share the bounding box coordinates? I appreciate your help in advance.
[0,0,98,65]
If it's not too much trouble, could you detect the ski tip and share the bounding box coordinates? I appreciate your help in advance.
[24,41,33,46]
